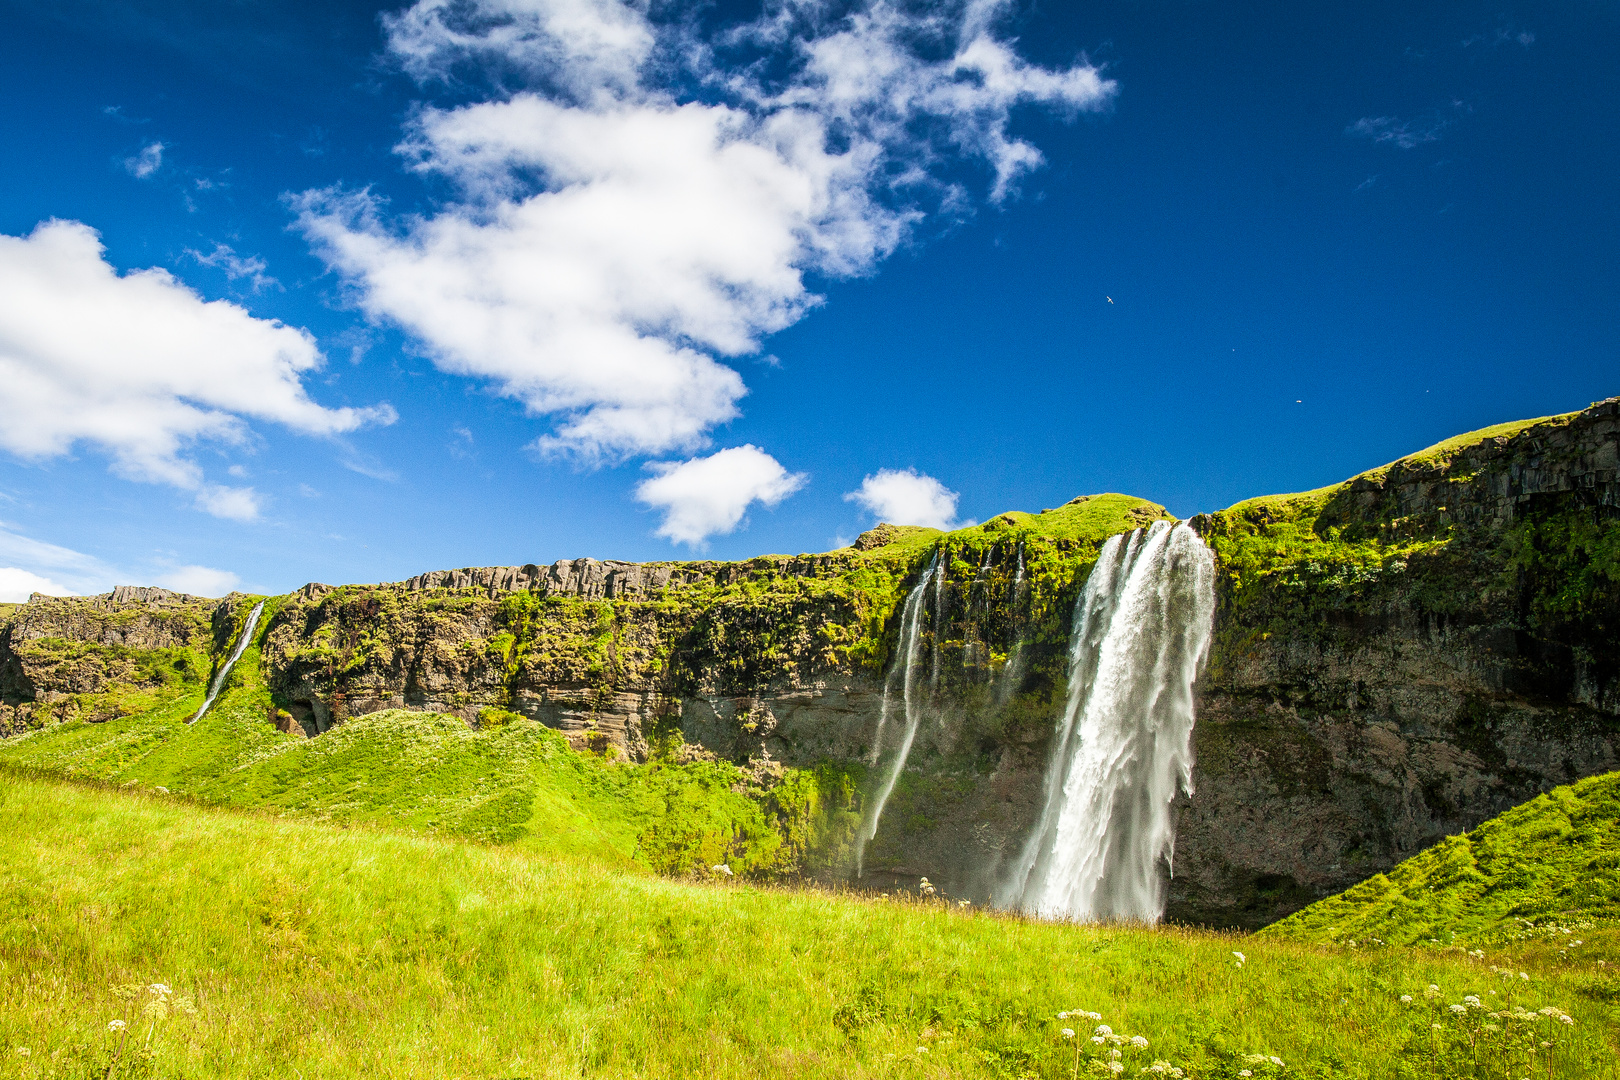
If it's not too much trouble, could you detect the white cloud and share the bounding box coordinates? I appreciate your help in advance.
[0,523,113,593]
[0,220,396,519]
[634,444,807,546]
[845,467,967,529]
[297,0,1112,462]
[124,141,165,178]
[154,564,241,597]
[0,567,76,603]
[1347,103,1467,150]
[187,243,280,292]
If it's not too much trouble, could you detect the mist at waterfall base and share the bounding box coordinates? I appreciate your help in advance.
[188,601,264,725]
[999,522,1216,921]
[856,523,1216,922]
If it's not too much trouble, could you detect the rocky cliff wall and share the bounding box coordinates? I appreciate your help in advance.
[1173,397,1620,926]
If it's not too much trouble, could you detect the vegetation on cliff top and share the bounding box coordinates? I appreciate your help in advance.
[1196,402,1620,680]
[1262,770,1620,948]
[2,771,1615,1079]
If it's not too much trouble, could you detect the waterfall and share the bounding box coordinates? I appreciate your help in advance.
[996,521,1215,921]
[188,601,265,725]
[858,554,940,875]
[995,541,1029,705]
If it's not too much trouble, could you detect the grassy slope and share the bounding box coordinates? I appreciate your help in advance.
[1262,771,1620,948]
[2,774,1616,1080]
[0,632,861,879]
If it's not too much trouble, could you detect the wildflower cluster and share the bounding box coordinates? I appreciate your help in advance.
[1234,1052,1287,1077]
[1052,1012,1179,1077]
[1398,982,1575,1076]
[105,980,199,1066]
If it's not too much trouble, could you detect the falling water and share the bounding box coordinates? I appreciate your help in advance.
[858,554,940,874]
[996,522,1216,921]
[929,548,948,693]
[994,542,1030,705]
[188,601,265,725]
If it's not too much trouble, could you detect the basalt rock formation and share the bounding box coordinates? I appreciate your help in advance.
[2,399,1616,928]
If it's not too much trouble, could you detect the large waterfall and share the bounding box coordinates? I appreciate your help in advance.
[857,553,940,875]
[997,522,1215,921]
[188,601,265,725]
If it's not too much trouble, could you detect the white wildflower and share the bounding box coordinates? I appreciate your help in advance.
[712,864,733,877]
[1108,1063,1124,1075]
[1238,1072,1252,1079]
[1061,1028,1075,1039]
[1399,995,1413,1004]
[1269,1056,1284,1067]
[107,1019,126,1032]
[1449,1005,1467,1015]
[1095,1024,1113,1036]
[1092,1036,1106,1045]
[149,983,172,996]
[1131,1036,1149,1048]
[1109,1049,1121,1060]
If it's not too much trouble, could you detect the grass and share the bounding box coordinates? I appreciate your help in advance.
[1262,771,1620,949]
[2,773,1617,1080]
[0,636,863,880]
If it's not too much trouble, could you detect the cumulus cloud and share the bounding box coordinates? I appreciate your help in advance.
[0,220,396,518]
[154,564,241,597]
[634,444,807,545]
[0,567,76,603]
[297,0,1112,462]
[0,524,113,595]
[124,141,165,178]
[845,466,966,529]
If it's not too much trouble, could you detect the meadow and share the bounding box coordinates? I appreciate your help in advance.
[1,769,1616,1080]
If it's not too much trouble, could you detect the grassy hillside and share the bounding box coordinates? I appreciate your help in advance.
[0,628,865,880]
[1262,771,1620,948]
[2,773,1615,1080]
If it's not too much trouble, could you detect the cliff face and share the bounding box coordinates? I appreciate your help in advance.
[1,402,1616,926]
[1175,397,1620,926]
[0,587,215,734]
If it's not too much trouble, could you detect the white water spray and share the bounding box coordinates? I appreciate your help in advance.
[188,601,265,725]
[858,554,940,874]
[997,522,1215,921]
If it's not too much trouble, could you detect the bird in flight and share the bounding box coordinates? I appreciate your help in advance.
[1106,296,1114,304]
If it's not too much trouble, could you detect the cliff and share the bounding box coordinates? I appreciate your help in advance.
[1,399,1616,927]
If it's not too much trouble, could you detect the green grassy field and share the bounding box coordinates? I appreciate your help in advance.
[2,772,1616,1080]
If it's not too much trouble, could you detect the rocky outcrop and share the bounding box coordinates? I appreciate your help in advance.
[0,588,215,734]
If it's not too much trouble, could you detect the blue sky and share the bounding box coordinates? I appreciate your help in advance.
[1,0,1615,599]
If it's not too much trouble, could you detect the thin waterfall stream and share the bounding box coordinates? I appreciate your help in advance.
[857,553,940,875]
[188,601,265,725]
[996,521,1215,921]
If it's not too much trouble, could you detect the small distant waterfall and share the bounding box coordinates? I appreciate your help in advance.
[994,542,1029,704]
[997,522,1215,921]
[188,601,265,725]
[858,554,940,874]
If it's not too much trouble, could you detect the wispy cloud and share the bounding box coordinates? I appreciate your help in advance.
[1354,174,1380,192]
[1463,26,1535,49]
[1347,102,1468,149]
[123,140,165,178]
[186,243,281,292]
